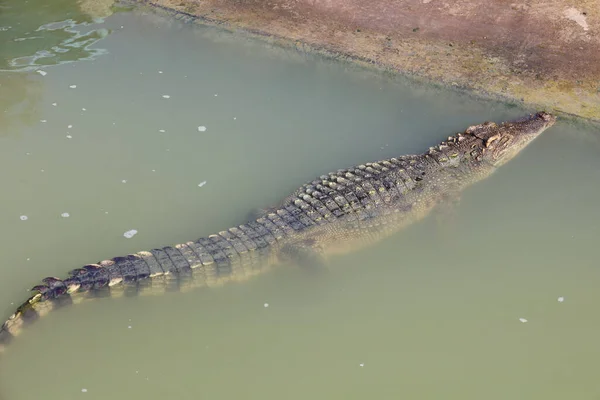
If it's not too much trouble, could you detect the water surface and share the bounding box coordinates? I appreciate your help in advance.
[1,2,600,399]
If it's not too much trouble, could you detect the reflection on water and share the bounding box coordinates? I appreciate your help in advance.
[0,0,116,133]
[0,73,43,135]
[0,0,113,71]
[1,3,600,400]
[78,0,117,19]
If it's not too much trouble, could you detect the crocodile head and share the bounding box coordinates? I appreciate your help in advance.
[472,111,556,167]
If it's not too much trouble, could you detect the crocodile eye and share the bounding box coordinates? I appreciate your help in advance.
[485,134,501,148]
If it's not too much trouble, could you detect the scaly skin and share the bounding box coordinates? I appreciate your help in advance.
[0,112,556,357]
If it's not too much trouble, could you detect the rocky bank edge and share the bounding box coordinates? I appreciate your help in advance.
[127,0,600,123]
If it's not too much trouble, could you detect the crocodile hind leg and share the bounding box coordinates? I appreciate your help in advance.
[279,241,329,276]
[435,191,462,245]
[245,207,273,222]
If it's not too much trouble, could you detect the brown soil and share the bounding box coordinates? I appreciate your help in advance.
[132,0,600,121]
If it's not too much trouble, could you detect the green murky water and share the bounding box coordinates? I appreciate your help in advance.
[1,1,600,399]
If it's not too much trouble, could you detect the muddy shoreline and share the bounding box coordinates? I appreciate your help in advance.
[126,0,600,123]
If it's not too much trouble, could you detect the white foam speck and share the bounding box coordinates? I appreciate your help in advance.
[158,71,163,74]
[67,124,72,129]
[41,169,45,172]
[162,95,170,99]
[105,211,109,215]
[214,93,218,97]
[52,102,57,106]
[197,126,207,132]
[26,152,30,156]
[263,303,269,308]
[121,180,127,183]
[558,296,565,303]
[123,229,138,239]
[82,108,86,111]
[81,388,88,393]
[36,70,47,76]
[159,129,165,133]
[519,318,528,323]
[359,363,364,367]
[61,212,70,218]
[128,325,132,329]
[198,181,207,187]
[233,117,237,120]
[69,85,77,89]
[19,215,28,221]
[26,258,30,261]
[66,135,72,139]
[40,119,47,123]
[152,169,156,172]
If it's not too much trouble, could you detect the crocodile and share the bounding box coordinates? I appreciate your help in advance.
[0,112,556,359]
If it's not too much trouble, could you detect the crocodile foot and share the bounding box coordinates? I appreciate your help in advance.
[279,241,329,276]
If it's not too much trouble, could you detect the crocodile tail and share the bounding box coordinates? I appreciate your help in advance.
[0,263,112,354]
[0,238,247,356]
[0,279,71,353]
[0,249,181,355]
[0,230,275,357]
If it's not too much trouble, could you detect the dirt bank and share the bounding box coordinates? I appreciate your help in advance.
[131,0,600,122]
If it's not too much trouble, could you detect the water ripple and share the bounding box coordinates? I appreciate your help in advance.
[0,0,115,71]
